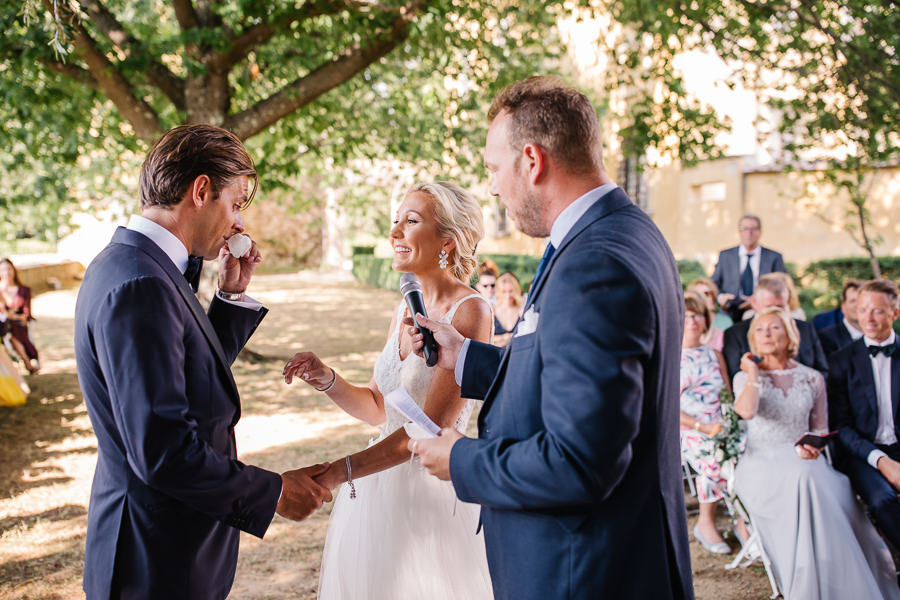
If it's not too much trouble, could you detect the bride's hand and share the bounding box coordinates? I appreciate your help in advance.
[313,462,343,491]
[284,352,331,387]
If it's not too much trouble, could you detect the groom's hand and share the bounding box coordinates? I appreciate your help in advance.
[277,463,333,521]
[402,314,465,371]
[217,236,262,294]
[409,428,464,480]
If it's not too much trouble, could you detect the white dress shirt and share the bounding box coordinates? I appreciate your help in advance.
[865,331,897,469]
[127,215,262,311]
[454,184,619,385]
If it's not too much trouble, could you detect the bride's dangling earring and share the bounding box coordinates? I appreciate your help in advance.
[438,249,449,270]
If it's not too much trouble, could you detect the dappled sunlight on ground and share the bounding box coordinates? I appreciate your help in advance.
[0,271,768,599]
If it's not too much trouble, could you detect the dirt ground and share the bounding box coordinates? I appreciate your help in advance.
[0,271,773,599]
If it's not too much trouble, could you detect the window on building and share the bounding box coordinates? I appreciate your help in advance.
[495,202,509,236]
[692,181,727,203]
[618,155,650,213]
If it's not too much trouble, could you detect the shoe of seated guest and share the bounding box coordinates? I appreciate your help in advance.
[693,524,731,555]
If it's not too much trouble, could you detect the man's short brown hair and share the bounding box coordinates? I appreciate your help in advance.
[841,278,864,302]
[859,279,900,308]
[139,124,258,210]
[487,76,603,175]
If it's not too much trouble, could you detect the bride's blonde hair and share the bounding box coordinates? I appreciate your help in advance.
[409,181,484,283]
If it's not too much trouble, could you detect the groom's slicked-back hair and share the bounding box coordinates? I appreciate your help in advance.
[139,124,258,210]
[487,76,604,176]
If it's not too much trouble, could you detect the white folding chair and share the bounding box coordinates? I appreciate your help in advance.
[682,457,697,498]
[723,495,780,599]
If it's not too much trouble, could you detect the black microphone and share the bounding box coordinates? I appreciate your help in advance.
[399,273,439,367]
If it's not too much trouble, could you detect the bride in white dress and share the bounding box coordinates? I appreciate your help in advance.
[734,307,899,600]
[284,181,495,599]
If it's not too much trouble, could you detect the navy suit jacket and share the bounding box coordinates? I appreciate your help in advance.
[722,318,828,381]
[819,322,854,357]
[450,188,693,600]
[75,228,282,600]
[812,306,843,331]
[710,245,786,298]
[827,338,900,464]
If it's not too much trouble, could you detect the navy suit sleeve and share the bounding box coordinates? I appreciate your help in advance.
[94,277,281,537]
[827,349,877,461]
[461,340,504,400]
[207,295,267,365]
[710,251,726,291]
[450,248,653,510]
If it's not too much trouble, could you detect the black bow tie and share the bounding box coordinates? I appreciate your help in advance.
[868,344,896,358]
[184,255,203,293]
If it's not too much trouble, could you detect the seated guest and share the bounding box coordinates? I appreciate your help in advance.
[742,272,805,322]
[722,274,827,380]
[819,278,864,356]
[473,261,497,304]
[0,258,40,374]
[492,271,523,347]
[734,307,899,600]
[711,215,786,322]
[687,278,732,351]
[828,279,900,552]
[679,292,749,553]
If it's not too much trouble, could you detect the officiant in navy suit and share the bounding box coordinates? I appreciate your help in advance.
[74,125,331,600]
[410,77,693,599]
[711,215,786,322]
[827,278,900,550]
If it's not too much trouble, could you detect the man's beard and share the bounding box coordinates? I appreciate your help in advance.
[507,184,547,238]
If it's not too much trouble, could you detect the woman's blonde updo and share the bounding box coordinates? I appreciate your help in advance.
[409,181,484,283]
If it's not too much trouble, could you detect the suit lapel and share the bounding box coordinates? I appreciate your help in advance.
[112,228,239,402]
[891,339,900,423]
[480,188,633,422]
[850,339,879,418]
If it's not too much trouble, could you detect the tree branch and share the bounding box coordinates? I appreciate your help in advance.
[209,2,354,72]
[224,1,428,140]
[172,0,200,31]
[40,59,100,90]
[79,0,185,110]
[41,0,162,140]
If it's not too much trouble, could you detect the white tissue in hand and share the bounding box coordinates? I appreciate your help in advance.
[228,233,252,258]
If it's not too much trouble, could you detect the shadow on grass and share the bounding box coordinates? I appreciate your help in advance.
[0,504,87,536]
[0,372,89,502]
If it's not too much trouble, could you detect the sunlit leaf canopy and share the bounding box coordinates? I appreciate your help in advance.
[0,0,566,241]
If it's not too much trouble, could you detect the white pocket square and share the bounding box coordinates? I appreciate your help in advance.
[514,306,539,337]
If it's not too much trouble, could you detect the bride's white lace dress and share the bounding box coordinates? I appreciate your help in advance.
[734,363,899,600]
[318,295,494,599]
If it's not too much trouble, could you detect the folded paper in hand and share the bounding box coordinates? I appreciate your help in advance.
[384,387,440,438]
[515,306,539,337]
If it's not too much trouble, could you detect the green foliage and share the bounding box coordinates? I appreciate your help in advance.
[676,260,706,289]
[2,0,567,242]
[712,387,746,469]
[799,257,900,315]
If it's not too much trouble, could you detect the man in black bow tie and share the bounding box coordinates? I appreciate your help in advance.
[74,124,331,600]
[828,278,900,549]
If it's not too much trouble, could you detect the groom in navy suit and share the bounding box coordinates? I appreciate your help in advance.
[411,77,693,599]
[75,125,331,599]
[827,278,900,550]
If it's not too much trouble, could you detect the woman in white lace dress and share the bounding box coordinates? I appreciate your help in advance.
[283,181,494,599]
[734,307,899,600]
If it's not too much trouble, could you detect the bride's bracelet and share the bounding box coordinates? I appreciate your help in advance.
[315,368,337,393]
[345,455,357,500]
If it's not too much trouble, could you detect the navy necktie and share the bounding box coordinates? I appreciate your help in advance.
[868,344,896,358]
[532,243,556,287]
[184,255,203,293]
[740,254,755,297]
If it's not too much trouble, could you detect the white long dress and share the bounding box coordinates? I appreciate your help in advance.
[317,295,494,600]
[734,363,900,600]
